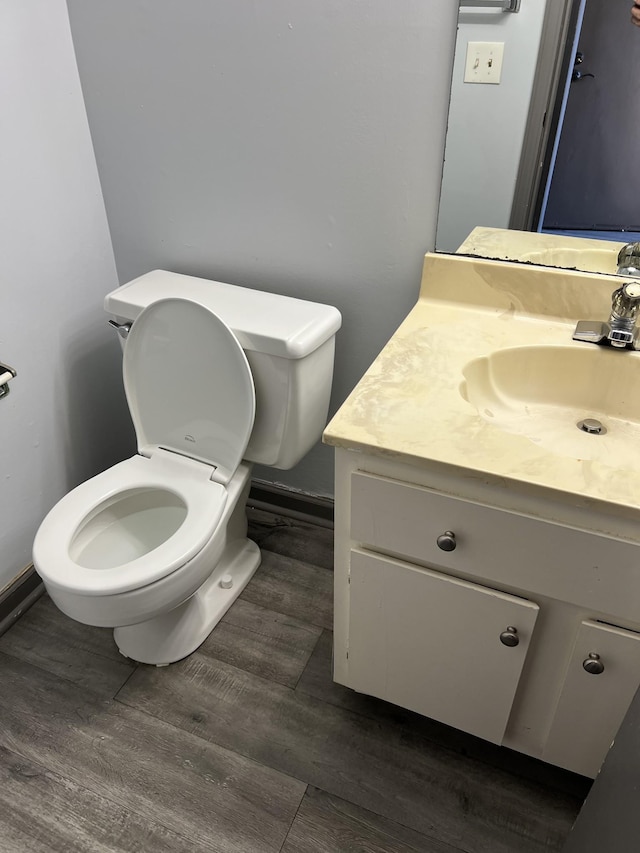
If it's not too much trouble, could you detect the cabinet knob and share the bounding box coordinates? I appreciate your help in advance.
[583,652,605,675]
[499,626,519,647]
[436,531,456,552]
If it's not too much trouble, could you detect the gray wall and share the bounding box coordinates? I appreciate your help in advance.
[1,0,133,591]
[66,0,459,497]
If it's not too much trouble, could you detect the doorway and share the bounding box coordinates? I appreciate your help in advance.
[538,0,640,243]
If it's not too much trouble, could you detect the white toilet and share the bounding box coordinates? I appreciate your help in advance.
[33,270,341,665]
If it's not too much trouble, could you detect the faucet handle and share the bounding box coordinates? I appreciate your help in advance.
[607,282,640,348]
[611,281,640,320]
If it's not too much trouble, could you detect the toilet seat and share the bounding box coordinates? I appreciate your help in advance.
[32,451,228,597]
[124,297,256,485]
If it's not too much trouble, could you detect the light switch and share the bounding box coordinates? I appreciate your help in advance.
[464,42,504,85]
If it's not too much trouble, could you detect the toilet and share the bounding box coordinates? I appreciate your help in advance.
[33,270,341,665]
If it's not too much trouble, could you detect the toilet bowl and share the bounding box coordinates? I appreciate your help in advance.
[33,273,341,665]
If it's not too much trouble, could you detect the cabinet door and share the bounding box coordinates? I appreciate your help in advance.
[347,549,539,744]
[543,620,640,778]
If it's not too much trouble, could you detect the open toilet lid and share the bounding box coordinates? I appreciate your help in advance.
[123,297,256,484]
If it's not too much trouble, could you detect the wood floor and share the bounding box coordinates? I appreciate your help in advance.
[0,509,590,852]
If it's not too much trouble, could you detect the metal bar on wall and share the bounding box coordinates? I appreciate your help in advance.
[459,0,521,11]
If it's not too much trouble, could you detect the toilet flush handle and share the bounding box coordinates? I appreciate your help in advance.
[108,319,132,339]
[0,362,16,400]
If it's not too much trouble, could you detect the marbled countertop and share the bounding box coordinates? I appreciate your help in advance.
[324,251,640,535]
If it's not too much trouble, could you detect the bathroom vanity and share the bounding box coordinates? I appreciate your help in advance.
[324,249,640,778]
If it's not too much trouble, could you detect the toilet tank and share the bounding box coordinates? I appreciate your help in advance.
[104,270,342,469]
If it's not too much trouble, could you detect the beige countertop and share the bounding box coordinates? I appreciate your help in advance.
[324,252,640,531]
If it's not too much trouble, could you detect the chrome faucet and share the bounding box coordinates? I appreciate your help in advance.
[573,242,640,350]
[617,241,640,277]
[607,280,640,347]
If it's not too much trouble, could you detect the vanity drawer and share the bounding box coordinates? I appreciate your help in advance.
[350,471,640,618]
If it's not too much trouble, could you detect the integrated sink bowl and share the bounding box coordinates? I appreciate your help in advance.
[518,248,617,275]
[461,345,640,465]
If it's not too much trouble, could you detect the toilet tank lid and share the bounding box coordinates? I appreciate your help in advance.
[104,270,342,359]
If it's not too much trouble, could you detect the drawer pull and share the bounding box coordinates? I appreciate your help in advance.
[499,626,519,647]
[583,652,605,675]
[436,531,457,552]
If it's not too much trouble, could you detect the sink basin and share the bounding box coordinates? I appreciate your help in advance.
[461,345,640,465]
[518,248,617,275]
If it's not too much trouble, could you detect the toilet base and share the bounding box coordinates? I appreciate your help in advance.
[113,537,261,665]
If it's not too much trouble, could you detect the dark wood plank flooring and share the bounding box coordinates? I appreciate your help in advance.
[0,508,590,852]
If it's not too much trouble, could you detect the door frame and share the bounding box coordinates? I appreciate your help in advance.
[509,0,585,231]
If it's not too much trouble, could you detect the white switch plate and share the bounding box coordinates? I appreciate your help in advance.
[464,41,504,85]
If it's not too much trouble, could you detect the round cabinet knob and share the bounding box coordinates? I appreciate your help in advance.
[499,626,519,647]
[436,531,456,552]
[583,652,605,675]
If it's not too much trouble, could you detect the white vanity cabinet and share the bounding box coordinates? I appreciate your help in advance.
[332,453,640,778]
